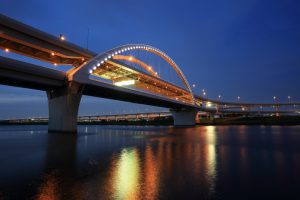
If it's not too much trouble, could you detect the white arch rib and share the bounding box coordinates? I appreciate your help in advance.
[68,44,195,105]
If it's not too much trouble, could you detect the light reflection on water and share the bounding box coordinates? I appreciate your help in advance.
[103,126,218,200]
[205,126,217,193]
[110,148,141,200]
[1,125,300,199]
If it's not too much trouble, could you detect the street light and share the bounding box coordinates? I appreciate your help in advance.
[192,84,196,93]
[59,34,65,41]
[273,96,277,112]
[202,89,206,97]
[237,96,240,102]
[218,95,221,100]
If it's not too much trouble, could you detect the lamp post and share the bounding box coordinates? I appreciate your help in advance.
[273,96,278,112]
[217,95,221,112]
[192,84,196,93]
[59,34,65,41]
[237,96,240,102]
[201,89,206,97]
[259,105,263,115]
[288,96,291,104]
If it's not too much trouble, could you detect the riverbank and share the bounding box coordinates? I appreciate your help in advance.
[0,116,299,126]
[199,115,300,126]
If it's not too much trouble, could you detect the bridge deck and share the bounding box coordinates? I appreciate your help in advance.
[0,56,65,90]
[0,13,95,66]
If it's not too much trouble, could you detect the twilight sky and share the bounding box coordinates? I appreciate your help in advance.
[0,0,299,119]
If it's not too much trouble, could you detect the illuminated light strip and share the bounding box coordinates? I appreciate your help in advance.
[114,80,135,86]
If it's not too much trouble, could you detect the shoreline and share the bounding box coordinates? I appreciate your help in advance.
[0,116,299,126]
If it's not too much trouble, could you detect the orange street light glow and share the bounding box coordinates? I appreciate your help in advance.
[59,34,65,41]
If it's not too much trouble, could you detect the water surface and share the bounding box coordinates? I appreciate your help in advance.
[1,125,300,199]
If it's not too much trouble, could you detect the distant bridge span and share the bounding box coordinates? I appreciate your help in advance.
[0,13,299,133]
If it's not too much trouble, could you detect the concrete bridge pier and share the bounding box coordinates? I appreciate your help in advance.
[170,108,198,126]
[47,82,83,133]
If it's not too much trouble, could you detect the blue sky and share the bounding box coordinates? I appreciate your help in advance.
[0,0,299,119]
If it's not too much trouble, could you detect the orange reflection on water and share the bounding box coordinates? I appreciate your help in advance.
[106,146,160,200]
[143,145,159,200]
[111,148,141,200]
[35,174,59,200]
[104,127,220,199]
[204,126,217,192]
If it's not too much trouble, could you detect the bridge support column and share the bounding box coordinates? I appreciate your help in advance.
[47,82,83,133]
[170,108,198,126]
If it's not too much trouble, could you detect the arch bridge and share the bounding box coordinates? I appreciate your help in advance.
[0,14,299,133]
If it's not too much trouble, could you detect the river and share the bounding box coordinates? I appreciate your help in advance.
[1,125,300,199]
